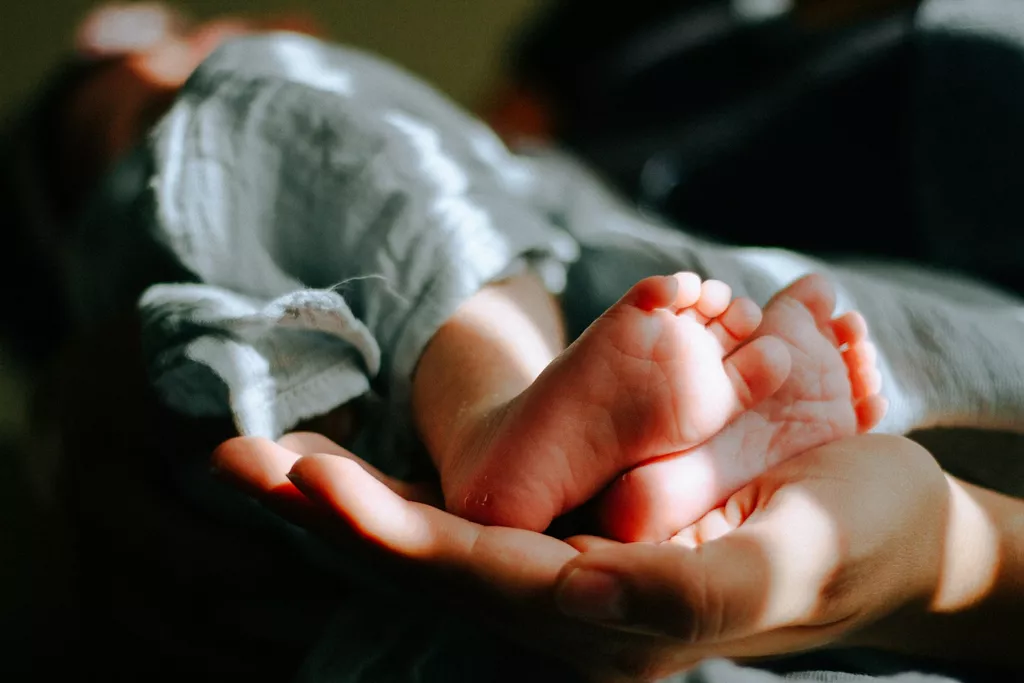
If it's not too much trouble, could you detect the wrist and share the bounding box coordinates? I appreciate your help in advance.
[848,472,1024,666]
[840,452,954,651]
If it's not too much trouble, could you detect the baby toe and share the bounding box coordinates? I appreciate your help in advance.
[855,394,889,432]
[625,273,702,312]
[695,279,732,319]
[772,273,837,325]
[672,272,704,309]
[843,340,882,398]
[831,311,869,348]
[708,297,762,353]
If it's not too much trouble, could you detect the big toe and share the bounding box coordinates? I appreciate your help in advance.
[772,273,837,324]
[625,272,702,312]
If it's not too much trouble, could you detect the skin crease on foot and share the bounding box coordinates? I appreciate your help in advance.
[442,272,885,537]
[598,273,888,542]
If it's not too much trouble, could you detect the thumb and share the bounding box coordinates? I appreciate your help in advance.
[555,488,842,643]
[553,537,768,643]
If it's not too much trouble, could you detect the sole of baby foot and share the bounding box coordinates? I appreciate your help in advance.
[598,273,889,542]
[443,272,792,532]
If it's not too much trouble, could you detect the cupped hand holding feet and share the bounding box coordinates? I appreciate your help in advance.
[436,271,886,539]
[213,432,1019,680]
[442,271,792,531]
[556,435,949,661]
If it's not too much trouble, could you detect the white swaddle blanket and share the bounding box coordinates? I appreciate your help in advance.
[69,30,1024,683]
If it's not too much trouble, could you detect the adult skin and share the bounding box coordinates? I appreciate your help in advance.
[212,431,1024,682]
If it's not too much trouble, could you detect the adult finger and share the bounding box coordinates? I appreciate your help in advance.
[216,439,579,608]
[211,435,441,538]
[285,454,698,676]
[288,453,580,606]
[278,432,442,506]
[211,436,320,525]
[558,484,845,644]
[219,445,696,677]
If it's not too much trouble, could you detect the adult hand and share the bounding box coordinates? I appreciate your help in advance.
[213,432,716,681]
[212,433,967,680]
[557,434,957,665]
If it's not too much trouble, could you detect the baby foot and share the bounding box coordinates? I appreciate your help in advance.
[597,273,888,542]
[443,272,793,531]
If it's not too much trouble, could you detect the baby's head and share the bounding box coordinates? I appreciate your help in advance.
[49,3,322,221]
[0,3,322,360]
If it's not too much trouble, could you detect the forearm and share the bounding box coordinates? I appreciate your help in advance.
[411,271,565,472]
[856,473,1024,666]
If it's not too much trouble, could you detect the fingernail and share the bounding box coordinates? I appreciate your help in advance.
[556,569,627,622]
[285,470,308,490]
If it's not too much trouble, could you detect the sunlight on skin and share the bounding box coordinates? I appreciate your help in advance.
[721,488,843,631]
[612,435,741,540]
[669,499,740,550]
[213,433,1024,671]
[411,272,565,476]
[658,486,843,635]
[759,490,843,628]
[456,282,561,385]
[665,463,1004,645]
[285,451,583,606]
[289,455,449,559]
[932,475,1000,613]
